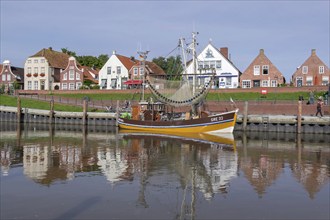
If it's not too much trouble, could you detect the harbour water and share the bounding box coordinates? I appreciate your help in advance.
[1,123,329,220]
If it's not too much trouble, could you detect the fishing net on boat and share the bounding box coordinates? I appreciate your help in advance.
[146,73,215,107]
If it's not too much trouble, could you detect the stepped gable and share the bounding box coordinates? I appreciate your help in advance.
[30,47,70,69]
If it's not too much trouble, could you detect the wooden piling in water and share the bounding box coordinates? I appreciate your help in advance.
[49,99,54,124]
[116,100,119,127]
[82,100,88,125]
[17,96,21,123]
[297,101,302,134]
[243,101,248,131]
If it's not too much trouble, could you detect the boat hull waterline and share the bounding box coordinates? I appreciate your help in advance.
[118,109,238,134]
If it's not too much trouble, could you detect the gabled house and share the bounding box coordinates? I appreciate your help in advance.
[292,49,329,87]
[99,51,136,90]
[186,43,241,89]
[240,49,285,88]
[99,51,165,90]
[60,56,99,90]
[0,60,24,93]
[24,47,70,90]
[125,59,165,89]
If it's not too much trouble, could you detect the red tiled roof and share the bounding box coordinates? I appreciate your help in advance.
[116,54,137,70]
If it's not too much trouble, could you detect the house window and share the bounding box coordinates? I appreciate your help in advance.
[70,66,74,70]
[254,65,260,75]
[271,80,277,87]
[28,67,31,74]
[210,61,215,69]
[27,81,32,90]
[7,74,11,81]
[198,61,203,70]
[226,77,232,86]
[34,81,38,90]
[27,59,31,64]
[41,67,45,74]
[101,79,107,89]
[34,59,38,63]
[1,74,5,81]
[216,60,221,69]
[242,80,251,88]
[262,65,269,75]
[133,68,138,76]
[262,80,269,87]
[34,67,38,74]
[302,66,308,74]
[319,66,325,74]
[76,82,82,89]
[107,67,111,75]
[62,83,67,90]
[69,70,74,80]
[63,73,67,80]
[306,76,313,86]
[69,83,75,90]
[117,66,121,74]
[111,79,117,89]
[76,72,80,80]
[322,76,329,85]
[41,59,45,63]
[140,67,144,75]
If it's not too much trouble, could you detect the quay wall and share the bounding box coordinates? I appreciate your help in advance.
[1,105,329,134]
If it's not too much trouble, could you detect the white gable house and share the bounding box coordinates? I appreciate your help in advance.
[186,43,240,89]
[99,51,135,90]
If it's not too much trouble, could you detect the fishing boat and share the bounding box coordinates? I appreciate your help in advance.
[117,32,238,134]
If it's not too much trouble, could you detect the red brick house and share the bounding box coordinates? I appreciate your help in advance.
[240,49,285,88]
[0,60,24,93]
[292,49,329,87]
[60,57,99,90]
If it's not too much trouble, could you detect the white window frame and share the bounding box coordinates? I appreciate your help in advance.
[69,83,75,90]
[7,74,11,81]
[76,82,82,89]
[69,70,74,80]
[34,59,38,63]
[322,76,329,85]
[302,66,308,74]
[254,65,260,75]
[34,67,38,74]
[107,67,111,75]
[117,66,121,74]
[133,68,138,76]
[63,73,67,80]
[242,80,251,88]
[62,83,67,90]
[140,67,144,75]
[262,80,269,87]
[319,66,324,74]
[28,67,31,74]
[27,81,32,90]
[34,81,38,90]
[271,80,277,87]
[41,59,45,63]
[41,67,45,74]
[306,76,313,86]
[262,65,269,75]
[76,72,80,80]
[27,59,32,64]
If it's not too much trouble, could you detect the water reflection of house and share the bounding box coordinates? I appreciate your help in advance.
[1,147,12,176]
[23,144,83,184]
[23,145,50,180]
[240,154,283,196]
[197,148,238,199]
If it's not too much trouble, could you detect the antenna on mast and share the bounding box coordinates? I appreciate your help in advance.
[137,50,149,102]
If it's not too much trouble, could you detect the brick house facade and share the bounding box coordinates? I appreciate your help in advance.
[240,49,285,88]
[292,49,329,87]
[0,60,24,92]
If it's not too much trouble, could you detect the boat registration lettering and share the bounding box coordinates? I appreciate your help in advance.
[211,116,223,122]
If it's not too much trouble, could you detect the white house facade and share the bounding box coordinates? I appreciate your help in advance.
[99,51,135,90]
[186,43,240,89]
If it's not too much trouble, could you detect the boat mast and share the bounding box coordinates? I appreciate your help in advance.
[192,31,198,95]
[137,50,149,102]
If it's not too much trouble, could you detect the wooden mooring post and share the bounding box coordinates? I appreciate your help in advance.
[17,96,21,123]
[243,101,248,131]
[82,99,88,125]
[49,99,54,124]
[116,100,119,127]
[297,100,302,134]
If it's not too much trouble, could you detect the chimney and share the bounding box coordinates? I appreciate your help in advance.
[112,50,116,55]
[311,49,316,56]
[220,47,228,59]
[260,49,264,55]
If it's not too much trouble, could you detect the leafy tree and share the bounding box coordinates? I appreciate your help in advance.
[152,55,183,80]
[61,48,108,69]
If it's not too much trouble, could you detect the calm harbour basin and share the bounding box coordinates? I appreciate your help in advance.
[0,123,329,220]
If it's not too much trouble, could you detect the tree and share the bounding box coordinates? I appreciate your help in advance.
[61,48,108,69]
[152,55,183,80]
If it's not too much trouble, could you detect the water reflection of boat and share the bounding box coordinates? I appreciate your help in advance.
[119,129,236,150]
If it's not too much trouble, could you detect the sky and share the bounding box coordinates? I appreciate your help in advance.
[1,0,329,81]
